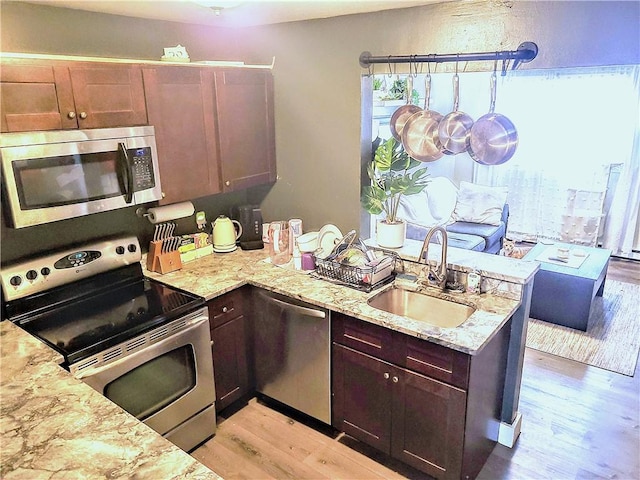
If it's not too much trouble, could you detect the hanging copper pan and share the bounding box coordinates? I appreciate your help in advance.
[468,69,518,165]
[438,71,474,154]
[389,75,421,141]
[401,73,444,162]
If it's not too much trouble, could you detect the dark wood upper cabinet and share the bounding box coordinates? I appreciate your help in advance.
[142,66,221,204]
[143,66,276,203]
[214,69,276,192]
[67,64,147,129]
[1,58,277,201]
[0,59,147,132]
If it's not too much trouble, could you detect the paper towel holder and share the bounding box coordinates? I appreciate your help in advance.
[136,207,151,219]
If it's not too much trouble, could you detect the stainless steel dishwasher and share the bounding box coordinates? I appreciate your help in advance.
[253,290,331,424]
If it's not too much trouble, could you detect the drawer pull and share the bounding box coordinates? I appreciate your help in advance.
[392,376,399,383]
[383,372,390,379]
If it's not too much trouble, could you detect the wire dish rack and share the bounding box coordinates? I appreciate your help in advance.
[312,249,401,292]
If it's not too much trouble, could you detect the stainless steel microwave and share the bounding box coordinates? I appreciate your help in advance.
[1,126,162,228]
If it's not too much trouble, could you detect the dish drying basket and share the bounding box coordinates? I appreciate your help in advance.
[313,248,401,292]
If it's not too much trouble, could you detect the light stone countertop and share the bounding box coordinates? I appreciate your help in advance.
[146,243,539,354]
[1,242,537,480]
[0,321,221,480]
[0,246,254,480]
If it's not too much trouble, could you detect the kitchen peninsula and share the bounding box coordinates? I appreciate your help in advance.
[1,241,538,479]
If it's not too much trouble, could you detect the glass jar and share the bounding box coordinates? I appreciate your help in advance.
[268,221,291,265]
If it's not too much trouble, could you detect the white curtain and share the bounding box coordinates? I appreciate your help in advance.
[601,67,640,256]
[474,65,639,251]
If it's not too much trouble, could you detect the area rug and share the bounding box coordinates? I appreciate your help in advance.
[525,280,640,376]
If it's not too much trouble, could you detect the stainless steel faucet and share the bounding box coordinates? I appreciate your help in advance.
[418,226,448,289]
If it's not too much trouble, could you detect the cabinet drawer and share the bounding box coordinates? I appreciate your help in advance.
[332,313,399,365]
[403,336,470,390]
[208,289,244,329]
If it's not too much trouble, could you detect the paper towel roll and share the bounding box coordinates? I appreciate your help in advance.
[147,201,195,224]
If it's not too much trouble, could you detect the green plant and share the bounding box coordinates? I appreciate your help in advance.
[373,77,383,90]
[361,137,430,224]
[388,79,406,100]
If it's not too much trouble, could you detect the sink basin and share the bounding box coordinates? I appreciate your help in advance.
[367,287,475,328]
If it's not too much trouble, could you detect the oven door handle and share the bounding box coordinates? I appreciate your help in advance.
[72,311,210,380]
[118,142,134,204]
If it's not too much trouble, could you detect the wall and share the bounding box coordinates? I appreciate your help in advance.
[1,1,638,263]
[241,0,639,235]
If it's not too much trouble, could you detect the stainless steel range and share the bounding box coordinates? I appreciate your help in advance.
[1,236,216,452]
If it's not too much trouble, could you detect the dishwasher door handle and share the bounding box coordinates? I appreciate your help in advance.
[259,292,326,318]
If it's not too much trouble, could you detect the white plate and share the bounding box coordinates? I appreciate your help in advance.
[315,224,343,259]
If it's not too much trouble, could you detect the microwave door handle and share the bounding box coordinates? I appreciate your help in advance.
[118,142,134,203]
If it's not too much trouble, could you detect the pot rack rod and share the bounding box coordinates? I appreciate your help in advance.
[360,41,538,74]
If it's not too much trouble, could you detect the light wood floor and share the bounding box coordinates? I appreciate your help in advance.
[193,258,640,480]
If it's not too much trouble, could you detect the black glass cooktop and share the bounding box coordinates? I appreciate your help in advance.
[7,264,204,365]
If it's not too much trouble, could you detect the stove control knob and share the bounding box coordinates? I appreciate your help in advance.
[128,244,137,253]
[116,246,125,255]
[41,267,51,276]
[26,270,38,281]
[10,276,22,287]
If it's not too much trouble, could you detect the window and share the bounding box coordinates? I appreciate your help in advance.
[369,65,639,255]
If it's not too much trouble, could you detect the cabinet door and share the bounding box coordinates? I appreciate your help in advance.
[1,63,77,131]
[68,64,147,129]
[211,315,250,412]
[332,344,393,454]
[391,368,466,480]
[143,66,221,203]
[214,69,276,192]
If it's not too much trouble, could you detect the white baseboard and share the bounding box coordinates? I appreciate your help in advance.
[498,411,523,448]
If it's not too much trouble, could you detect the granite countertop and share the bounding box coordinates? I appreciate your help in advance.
[1,242,537,479]
[146,241,539,354]
[0,321,221,480]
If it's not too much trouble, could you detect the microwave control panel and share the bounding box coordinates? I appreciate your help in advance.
[130,147,156,191]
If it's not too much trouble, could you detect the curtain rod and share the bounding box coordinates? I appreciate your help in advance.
[359,42,538,73]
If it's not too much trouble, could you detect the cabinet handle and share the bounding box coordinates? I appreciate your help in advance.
[79,111,87,119]
[67,111,76,119]
[210,340,214,347]
[225,181,230,186]
[222,306,228,313]
[383,372,390,379]
[392,376,399,383]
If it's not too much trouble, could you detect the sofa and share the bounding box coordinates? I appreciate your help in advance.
[399,179,509,254]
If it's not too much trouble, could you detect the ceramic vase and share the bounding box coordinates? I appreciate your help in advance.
[376,219,406,249]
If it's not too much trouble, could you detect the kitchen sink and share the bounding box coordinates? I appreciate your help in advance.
[367,287,475,328]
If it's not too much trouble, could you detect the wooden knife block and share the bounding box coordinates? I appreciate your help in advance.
[147,241,182,274]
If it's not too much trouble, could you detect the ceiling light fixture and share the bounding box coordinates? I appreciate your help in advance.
[192,1,243,10]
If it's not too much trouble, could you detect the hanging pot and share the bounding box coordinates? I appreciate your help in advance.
[389,75,421,141]
[438,72,474,154]
[468,69,518,165]
[401,73,445,162]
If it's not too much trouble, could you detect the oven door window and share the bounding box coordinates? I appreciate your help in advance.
[13,150,124,209]
[104,345,196,420]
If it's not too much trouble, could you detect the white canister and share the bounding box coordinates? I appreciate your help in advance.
[466,271,481,294]
[288,218,303,252]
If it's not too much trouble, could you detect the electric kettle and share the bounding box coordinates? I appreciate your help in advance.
[212,215,243,253]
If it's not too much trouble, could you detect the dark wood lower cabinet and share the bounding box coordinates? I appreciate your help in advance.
[332,344,393,453]
[391,361,466,478]
[332,313,510,480]
[333,344,466,478]
[207,289,250,412]
[211,315,249,411]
